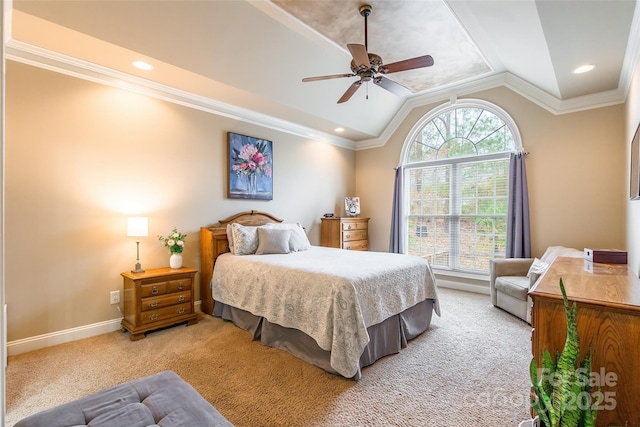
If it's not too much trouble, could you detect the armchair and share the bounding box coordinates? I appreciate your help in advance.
[489,246,583,323]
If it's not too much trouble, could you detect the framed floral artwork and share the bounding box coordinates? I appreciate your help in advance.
[228,132,273,200]
[345,196,360,216]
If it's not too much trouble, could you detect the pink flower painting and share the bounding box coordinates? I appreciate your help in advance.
[228,132,273,200]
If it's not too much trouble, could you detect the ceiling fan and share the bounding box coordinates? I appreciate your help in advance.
[302,4,434,104]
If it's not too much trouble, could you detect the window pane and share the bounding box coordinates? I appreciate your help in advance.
[404,104,516,275]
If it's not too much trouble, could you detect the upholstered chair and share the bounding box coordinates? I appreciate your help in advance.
[489,246,583,324]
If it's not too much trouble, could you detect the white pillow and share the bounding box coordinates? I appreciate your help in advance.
[263,223,311,252]
[527,258,549,277]
[256,227,291,255]
[230,223,259,255]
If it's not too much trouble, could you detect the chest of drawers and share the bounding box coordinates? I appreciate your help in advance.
[320,217,370,251]
[120,267,198,340]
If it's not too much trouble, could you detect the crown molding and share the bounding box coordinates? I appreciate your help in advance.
[355,71,627,150]
[5,38,630,153]
[5,39,357,150]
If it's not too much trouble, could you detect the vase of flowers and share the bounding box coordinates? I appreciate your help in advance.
[158,227,186,269]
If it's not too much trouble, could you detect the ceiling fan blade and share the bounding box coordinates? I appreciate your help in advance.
[337,80,363,104]
[379,55,434,74]
[302,73,355,82]
[373,75,411,97]
[347,44,370,69]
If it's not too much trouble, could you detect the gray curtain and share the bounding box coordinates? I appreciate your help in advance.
[506,152,531,258]
[389,166,404,253]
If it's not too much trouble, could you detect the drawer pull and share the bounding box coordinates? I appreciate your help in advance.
[347,224,353,230]
[178,284,184,290]
[178,307,186,314]
[149,301,158,308]
[149,314,159,321]
[151,287,159,295]
[345,234,351,239]
[177,295,185,302]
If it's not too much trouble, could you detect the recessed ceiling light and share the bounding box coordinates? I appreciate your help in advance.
[573,64,595,74]
[133,60,154,71]
[334,127,345,133]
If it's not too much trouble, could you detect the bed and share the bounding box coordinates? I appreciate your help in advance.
[200,210,440,379]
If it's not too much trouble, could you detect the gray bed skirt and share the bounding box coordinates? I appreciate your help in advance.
[213,299,435,380]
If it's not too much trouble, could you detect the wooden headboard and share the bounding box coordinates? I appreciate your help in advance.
[199,210,283,315]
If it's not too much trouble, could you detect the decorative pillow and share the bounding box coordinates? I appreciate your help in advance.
[263,223,311,252]
[226,224,234,254]
[230,223,259,255]
[527,258,550,277]
[256,227,291,255]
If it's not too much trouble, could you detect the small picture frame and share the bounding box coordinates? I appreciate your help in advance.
[228,132,273,200]
[345,197,360,217]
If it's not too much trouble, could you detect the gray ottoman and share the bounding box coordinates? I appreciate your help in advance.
[14,370,234,427]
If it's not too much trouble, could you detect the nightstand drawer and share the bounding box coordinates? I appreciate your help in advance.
[141,302,192,324]
[342,222,368,231]
[140,278,191,297]
[141,291,191,311]
[343,240,368,250]
[343,230,367,242]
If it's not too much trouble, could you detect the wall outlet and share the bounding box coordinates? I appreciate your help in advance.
[110,290,120,305]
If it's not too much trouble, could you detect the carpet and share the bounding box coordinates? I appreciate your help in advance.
[6,287,532,426]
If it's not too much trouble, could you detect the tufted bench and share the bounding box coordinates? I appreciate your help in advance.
[14,370,234,427]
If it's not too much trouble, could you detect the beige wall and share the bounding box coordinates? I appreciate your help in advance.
[5,61,355,341]
[626,55,640,276]
[357,87,626,259]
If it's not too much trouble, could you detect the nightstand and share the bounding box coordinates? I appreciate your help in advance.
[320,217,370,250]
[120,267,198,340]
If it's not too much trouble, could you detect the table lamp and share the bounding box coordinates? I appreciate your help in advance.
[127,217,148,273]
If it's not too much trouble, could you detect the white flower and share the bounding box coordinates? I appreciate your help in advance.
[177,240,184,247]
[172,232,179,238]
[167,239,175,246]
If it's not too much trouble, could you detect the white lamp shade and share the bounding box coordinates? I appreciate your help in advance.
[127,217,148,237]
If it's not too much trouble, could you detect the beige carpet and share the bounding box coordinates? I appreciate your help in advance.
[6,288,532,426]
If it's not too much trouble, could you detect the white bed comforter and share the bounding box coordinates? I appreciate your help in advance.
[211,246,440,378]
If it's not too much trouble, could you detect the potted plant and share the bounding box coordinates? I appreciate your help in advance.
[525,278,599,427]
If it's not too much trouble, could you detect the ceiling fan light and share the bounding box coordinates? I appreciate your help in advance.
[334,127,345,133]
[573,64,595,74]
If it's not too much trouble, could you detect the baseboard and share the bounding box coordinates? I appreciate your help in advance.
[7,318,124,356]
[436,278,490,295]
[7,300,204,357]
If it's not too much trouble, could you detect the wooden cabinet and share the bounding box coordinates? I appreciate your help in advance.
[121,267,198,340]
[320,217,369,251]
[529,257,640,427]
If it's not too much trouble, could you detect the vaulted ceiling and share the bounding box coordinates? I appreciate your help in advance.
[6,0,639,149]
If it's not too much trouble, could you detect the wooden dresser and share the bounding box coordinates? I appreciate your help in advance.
[529,257,640,426]
[121,267,198,340]
[320,217,369,251]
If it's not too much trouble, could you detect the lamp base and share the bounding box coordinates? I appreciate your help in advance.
[131,262,145,274]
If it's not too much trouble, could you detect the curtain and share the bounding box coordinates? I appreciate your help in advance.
[389,166,404,253]
[506,152,531,258]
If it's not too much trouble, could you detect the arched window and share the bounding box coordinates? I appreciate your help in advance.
[401,100,522,274]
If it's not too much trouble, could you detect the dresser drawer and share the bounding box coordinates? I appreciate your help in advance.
[141,291,191,311]
[140,302,192,325]
[342,222,368,231]
[343,240,368,250]
[343,230,367,242]
[140,278,191,297]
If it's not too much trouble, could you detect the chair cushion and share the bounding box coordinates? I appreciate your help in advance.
[494,275,530,301]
